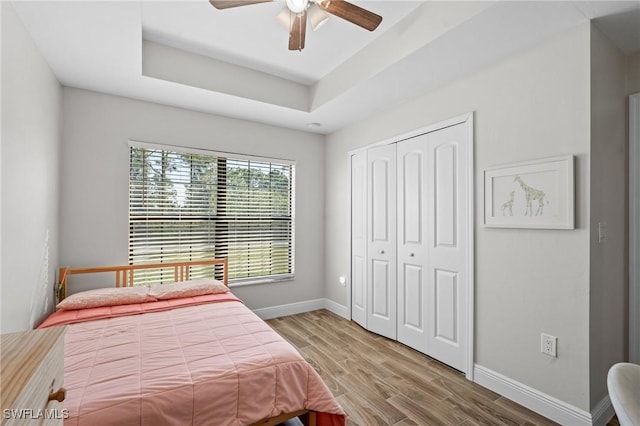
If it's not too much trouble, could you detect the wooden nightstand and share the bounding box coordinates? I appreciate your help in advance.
[1,327,66,425]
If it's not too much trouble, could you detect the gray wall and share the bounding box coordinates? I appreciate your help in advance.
[1,2,61,333]
[589,25,628,408]
[60,88,325,311]
[325,23,593,410]
[628,52,640,95]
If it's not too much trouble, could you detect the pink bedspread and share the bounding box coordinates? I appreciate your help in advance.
[40,298,346,426]
[39,293,242,328]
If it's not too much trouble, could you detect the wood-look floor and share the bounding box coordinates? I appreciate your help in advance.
[267,310,619,426]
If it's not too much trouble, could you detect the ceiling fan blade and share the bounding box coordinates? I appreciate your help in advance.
[289,12,307,51]
[209,0,272,10]
[319,0,382,31]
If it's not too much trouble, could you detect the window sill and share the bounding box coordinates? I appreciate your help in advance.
[228,275,295,288]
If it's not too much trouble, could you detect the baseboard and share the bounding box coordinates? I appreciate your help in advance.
[591,394,615,426]
[323,299,349,319]
[252,298,350,321]
[474,364,595,425]
[253,299,325,320]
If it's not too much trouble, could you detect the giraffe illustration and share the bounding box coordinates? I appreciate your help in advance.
[513,175,548,216]
[501,191,515,216]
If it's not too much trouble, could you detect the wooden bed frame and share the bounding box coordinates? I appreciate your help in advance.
[58,258,229,301]
[56,258,318,426]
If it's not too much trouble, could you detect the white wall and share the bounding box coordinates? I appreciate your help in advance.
[1,2,61,333]
[142,41,309,111]
[325,23,592,410]
[60,88,325,311]
[589,26,628,409]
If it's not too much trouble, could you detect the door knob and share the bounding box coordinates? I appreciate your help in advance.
[409,253,415,257]
[379,250,385,254]
[48,388,66,403]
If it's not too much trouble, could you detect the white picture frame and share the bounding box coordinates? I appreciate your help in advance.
[483,155,574,229]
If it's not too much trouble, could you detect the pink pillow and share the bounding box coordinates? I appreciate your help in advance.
[56,287,156,310]
[149,278,228,300]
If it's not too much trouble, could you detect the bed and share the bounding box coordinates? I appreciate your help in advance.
[38,259,346,426]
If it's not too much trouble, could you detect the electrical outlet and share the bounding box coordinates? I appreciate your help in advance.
[339,276,346,287]
[541,333,557,357]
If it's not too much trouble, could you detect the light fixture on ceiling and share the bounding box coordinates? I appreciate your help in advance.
[285,0,309,14]
[307,4,328,31]
[277,2,328,32]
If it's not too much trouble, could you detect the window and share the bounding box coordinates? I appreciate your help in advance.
[129,143,295,285]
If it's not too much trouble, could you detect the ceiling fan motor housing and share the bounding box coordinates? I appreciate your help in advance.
[285,0,309,14]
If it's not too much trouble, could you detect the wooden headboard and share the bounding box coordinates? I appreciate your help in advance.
[57,258,228,301]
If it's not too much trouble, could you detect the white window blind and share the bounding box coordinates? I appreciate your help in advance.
[129,145,295,284]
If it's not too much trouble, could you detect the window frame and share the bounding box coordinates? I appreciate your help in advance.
[128,140,296,287]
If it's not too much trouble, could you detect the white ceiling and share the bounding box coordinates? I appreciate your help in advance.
[10,1,640,134]
[142,1,423,85]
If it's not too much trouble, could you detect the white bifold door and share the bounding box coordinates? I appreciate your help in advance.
[396,134,428,354]
[351,121,470,373]
[351,150,368,328]
[367,144,397,340]
[397,123,469,372]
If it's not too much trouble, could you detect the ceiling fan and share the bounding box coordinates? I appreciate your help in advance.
[208,0,383,51]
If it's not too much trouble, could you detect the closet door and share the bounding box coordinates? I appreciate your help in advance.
[367,144,397,340]
[397,135,429,353]
[425,122,469,373]
[351,151,368,328]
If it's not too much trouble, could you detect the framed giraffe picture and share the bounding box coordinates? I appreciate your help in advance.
[483,155,574,229]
